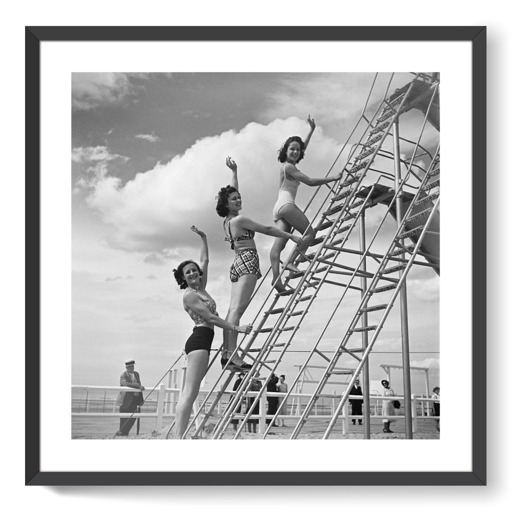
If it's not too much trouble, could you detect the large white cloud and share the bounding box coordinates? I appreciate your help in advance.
[84,117,349,252]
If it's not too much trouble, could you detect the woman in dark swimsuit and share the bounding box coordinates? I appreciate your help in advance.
[216,157,302,371]
[172,226,252,439]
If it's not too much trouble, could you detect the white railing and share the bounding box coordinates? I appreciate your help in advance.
[72,385,439,436]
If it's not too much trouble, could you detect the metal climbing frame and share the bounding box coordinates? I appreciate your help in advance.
[176,73,440,440]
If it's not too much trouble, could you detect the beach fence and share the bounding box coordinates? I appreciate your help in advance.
[72,385,439,438]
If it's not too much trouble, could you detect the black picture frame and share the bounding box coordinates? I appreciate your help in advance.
[25,26,486,486]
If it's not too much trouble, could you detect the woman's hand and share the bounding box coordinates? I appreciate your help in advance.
[226,156,237,172]
[307,114,316,131]
[238,324,253,334]
[191,225,207,238]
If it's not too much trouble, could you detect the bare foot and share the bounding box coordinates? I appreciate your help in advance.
[272,280,287,293]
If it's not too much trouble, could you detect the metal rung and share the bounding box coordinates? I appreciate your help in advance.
[341,175,361,187]
[380,263,407,275]
[289,265,328,280]
[429,166,440,176]
[315,220,334,232]
[340,212,357,222]
[369,121,390,135]
[363,133,384,147]
[350,160,370,173]
[339,346,365,354]
[297,295,313,302]
[397,226,424,239]
[245,343,285,352]
[336,225,350,234]
[316,252,337,262]
[266,307,284,315]
[329,369,354,375]
[390,244,415,257]
[383,94,405,111]
[406,208,432,223]
[349,199,365,210]
[332,189,351,202]
[324,204,344,217]
[424,179,440,191]
[288,310,305,317]
[355,148,375,162]
[350,325,377,333]
[277,288,295,296]
[256,325,295,334]
[376,109,396,124]
[311,236,326,246]
[371,283,397,294]
[414,194,437,209]
[360,304,387,313]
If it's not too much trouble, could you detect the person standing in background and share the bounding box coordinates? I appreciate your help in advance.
[116,360,145,437]
[349,378,363,425]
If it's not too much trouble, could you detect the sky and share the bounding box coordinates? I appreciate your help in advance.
[72,72,439,397]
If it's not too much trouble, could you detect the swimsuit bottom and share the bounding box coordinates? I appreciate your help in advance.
[184,326,214,355]
[229,249,262,283]
[273,189,297,222]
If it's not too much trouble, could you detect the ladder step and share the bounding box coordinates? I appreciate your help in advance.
[363,133,384,147]
[324,204,344,217]
[311,236,326,246]
[350,160,370,173]
[355,148,376,162]
[429,166,440,177]
[390,244,415,257]
[340,212,357,222]
[336,224,350,234]
[383,94,405,111]
[349,199,365,210]
[297,295,313,302]
[376,109,396,124]
[350,325,377,333]
[339,346,366,354]
[332,189,351,202]
[266,307,284,315]
[341,174,361,187]
[369,121,390,136]
[245,344,285,352]
[406,208,432,224]
[315,220,334,232]
[316,252,337,262]
[424,179,440,191]
[329,369,354,375]
[397,226,424,239]
[371,283,397,294]
[277,288,295,296]
[414,194,437,209]
[360,303,387,313]
[380,263,407,275]
[256,325,295,334]
[288,310,305,317]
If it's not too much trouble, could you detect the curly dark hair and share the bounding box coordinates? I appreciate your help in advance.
[216,185,239,217]
[173,260,203,290]
[277,136,306,163]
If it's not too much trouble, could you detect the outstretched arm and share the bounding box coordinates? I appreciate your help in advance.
[285,162,342,187]
[303,115,316,150]
[235,216,302,245]
[191,225,209,288]
[226,156,239,190]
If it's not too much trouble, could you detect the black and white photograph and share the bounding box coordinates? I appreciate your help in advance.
[21,21,491,493]
[71,71,441,443]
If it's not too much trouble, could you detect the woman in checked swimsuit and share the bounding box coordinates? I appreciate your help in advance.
[216,157,302,371]
[172,225,252,439]
[270,116,343,292]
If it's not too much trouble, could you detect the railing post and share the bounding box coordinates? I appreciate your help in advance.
[342,400,348,434]
[156,383,166,430]
[259,387,267,437]
[411,394,417,433]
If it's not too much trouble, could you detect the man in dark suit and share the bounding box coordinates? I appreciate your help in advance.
[116,359,145,436]
[349,378,363,425]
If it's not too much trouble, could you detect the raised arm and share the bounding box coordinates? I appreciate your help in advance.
[191,225,209,288]
[226,156,239,190]
[184,293,252,334]
[235,216,302,245]
[285,162,342,187]
[303,115,316,150]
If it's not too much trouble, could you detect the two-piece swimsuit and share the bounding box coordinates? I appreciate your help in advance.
[224,218,262,283]
[272,165,300,222]
[183,289,218,354]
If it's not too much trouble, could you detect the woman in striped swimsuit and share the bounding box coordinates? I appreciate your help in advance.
[172,226,253,439]
[216,157,302,371]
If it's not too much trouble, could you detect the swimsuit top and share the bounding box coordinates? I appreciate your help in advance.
[278,165,300,199]
[223,217,255,250]
[184,289,218,326]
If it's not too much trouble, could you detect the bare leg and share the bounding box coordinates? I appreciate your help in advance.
[174,350,209,439]
[224,273,258,364]
[270,218,291,292]
[276,204,316,268]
